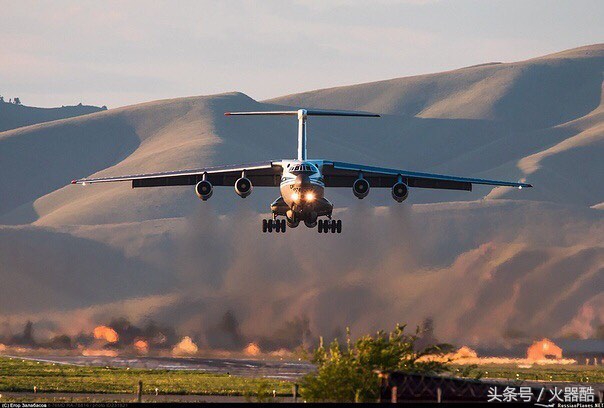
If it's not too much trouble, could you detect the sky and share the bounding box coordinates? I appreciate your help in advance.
[1,0,603,108]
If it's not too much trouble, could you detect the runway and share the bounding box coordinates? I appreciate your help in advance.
[12,355,315,380]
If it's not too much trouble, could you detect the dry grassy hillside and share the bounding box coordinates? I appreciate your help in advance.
[0,44,602,347]
[0,101,105,132]
[268,44,604,130]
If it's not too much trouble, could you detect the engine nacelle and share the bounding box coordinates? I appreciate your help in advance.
[195,180,213,201]
[391,182,409,202]
[235,177,252,198]
[352,178,370,199]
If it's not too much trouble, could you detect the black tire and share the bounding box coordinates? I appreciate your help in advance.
[336,219,342,233]
[281,219,286,232]
[317,219,323,233]
[267,220,273,233]
[262,219,268,233]
[331,220,337,233]
[275,220,282,233]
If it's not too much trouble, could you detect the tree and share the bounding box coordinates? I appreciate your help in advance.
[596,324,604,340]
[14,97,21,105]
[301,324,452,402]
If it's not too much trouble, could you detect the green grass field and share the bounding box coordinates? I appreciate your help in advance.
[0,357,292,397]
[0,357,601,400]
[455,363,604,384]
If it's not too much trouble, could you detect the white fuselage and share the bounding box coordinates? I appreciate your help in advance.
[277,160,331,219]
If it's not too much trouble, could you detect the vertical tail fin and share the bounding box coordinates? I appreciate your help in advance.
[224,109,379,160]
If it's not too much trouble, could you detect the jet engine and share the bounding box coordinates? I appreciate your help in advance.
[235,177,253,198]
[391,182,409,202]
[352,178,370,199]
[195,180,213,201]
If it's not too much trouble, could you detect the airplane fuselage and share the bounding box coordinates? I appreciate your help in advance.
[272,160,333,227]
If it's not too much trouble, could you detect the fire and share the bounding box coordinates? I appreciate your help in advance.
[527,338,562,361]
[82,348,118,357]
[452,346,478,360]
[418,344,576,366]
[270,348,291,358]
[243,342,261,356]
[93,326,119,343]
[172,336,198,356]
[133,339,149,354]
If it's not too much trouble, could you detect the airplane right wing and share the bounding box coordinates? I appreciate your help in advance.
[71,161,283,188]
[321,161,532,191]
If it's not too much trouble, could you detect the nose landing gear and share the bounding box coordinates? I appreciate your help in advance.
[318,219,342,233]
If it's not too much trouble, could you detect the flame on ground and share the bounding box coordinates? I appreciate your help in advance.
[172,336,198,356]
[269,348,291,358]
[419,345,576,366]
[133,339,149,354]
[243,342,261,356]
[527,338,562,361]
[93,326,119,343]
[82,348,118,357]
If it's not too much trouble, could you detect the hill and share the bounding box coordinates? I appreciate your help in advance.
[0,44,602,348]
[0,100,106,132]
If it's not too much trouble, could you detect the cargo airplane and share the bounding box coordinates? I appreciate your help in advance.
[72,109,532,233]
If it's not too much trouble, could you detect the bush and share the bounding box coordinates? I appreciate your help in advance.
[301,324,452,402]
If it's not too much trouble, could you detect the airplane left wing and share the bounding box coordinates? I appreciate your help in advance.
[71,161,283,188]
[321,161,532,191]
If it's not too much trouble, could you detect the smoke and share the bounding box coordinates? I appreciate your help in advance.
[155,198,604,347]
[1,197,601,351]
[206,310,244,350]
[136,199,428,349]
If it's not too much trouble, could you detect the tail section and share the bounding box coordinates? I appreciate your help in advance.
[224,109,380,160]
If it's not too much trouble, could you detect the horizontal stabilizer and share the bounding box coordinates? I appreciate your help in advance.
[224,109,380,117]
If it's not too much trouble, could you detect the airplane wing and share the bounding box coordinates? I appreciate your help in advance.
[71,161,283,188]
[321,161,532,191]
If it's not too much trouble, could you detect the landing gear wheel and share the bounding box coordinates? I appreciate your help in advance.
[336,219,342,233]
[263,218,287,233]
[330,220,337,233]
[275,219,286,233]
[318,219,330,233]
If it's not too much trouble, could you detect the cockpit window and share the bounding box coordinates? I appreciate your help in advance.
[290,163,317,174]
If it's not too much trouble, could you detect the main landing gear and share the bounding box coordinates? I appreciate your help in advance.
[318,219,342,234]
[262,218,286,233]
[262,218,341,233]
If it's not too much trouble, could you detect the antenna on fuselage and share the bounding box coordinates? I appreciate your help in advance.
[224,109,380,161]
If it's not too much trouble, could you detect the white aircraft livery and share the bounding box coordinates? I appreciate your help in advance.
[72,109,532,233]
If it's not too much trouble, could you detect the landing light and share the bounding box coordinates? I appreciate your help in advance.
[305,192,315,201]
[292,192,299,202]
[518,186,522,190]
